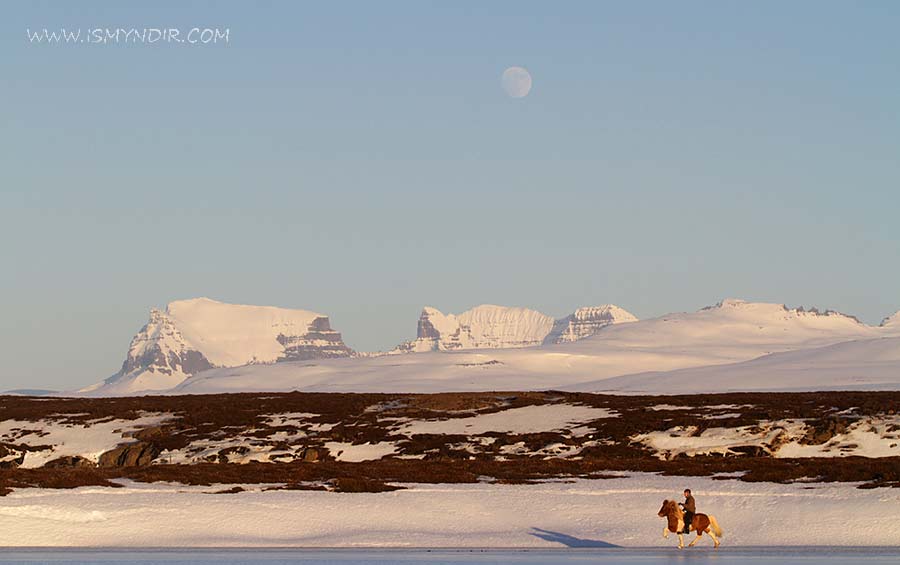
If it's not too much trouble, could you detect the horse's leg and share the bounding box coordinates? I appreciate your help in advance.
[663,526,669,539]
[688,520,702,547]
[708,529,720,548]
[688,532,699,547]
[677,533,684,549]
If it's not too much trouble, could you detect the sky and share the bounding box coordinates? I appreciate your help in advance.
[2,1,899,391]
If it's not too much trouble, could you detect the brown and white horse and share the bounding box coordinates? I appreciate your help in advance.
[657,499,723,549]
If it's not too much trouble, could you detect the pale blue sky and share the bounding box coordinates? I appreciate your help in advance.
[2,2,899,390]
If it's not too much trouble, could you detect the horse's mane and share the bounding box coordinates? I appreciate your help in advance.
[669,500,683,518]
[663,499,683,532]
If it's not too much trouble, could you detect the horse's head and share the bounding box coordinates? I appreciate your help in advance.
[658,499,670,517]
[658,499,682,518]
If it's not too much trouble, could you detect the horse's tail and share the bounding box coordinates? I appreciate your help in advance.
[708,515,723,538]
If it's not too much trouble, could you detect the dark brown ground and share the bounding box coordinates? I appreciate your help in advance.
[1,391,898,495]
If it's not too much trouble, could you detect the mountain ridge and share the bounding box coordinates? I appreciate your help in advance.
[395,303,637,352]
[78,297,900,396]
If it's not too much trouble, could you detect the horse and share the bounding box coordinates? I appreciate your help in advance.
[657,499,723,549]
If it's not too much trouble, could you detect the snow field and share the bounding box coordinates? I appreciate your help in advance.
[393,404,618,436]
[632,416,900,460]
[1,473,897,547]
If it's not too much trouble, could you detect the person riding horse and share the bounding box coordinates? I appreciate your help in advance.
[658,495,722,549]
[679,489,696,534]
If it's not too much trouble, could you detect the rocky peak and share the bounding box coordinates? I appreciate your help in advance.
[545,305,638,344]
[396,303,638,352]
[118,309,212,378]
[277,316,354,360]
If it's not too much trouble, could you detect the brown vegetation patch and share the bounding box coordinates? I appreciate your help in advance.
[1,391,899,494]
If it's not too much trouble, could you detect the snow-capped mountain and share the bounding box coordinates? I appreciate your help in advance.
[83,298,352,395]
[562,298,873,354]
[396,305,555,352]
[395,303,637,352]
[75,297,900,396]
[545,305,638,344]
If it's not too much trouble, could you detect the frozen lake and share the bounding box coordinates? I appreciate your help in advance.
[1,548,899,564]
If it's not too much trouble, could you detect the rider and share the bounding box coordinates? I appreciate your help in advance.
[679,489,696,534]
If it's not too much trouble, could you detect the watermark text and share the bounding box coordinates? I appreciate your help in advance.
[26,27,230,46]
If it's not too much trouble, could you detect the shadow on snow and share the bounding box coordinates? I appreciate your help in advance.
[529,528,620,548]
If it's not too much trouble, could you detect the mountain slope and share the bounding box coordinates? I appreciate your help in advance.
[881,310,900,328]
[575,336,900,393]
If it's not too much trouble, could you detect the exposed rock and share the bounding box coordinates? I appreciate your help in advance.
[98,441,160,467]
[277,317,354,360]
[216,446,251,464]
[43,455,95,468]
[119,308,215,377]
[301,447,321,462]
[0,444,25,468]
[133,425,176,442]
[801,418,850,445]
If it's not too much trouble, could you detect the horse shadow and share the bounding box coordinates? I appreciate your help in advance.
[529,527,620,548]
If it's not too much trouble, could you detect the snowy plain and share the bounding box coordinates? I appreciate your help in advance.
[1,473,898,547]
[3,548,900,565]
[169,335,900,396]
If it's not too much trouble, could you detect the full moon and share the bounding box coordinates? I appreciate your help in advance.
[502,66,532,98]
